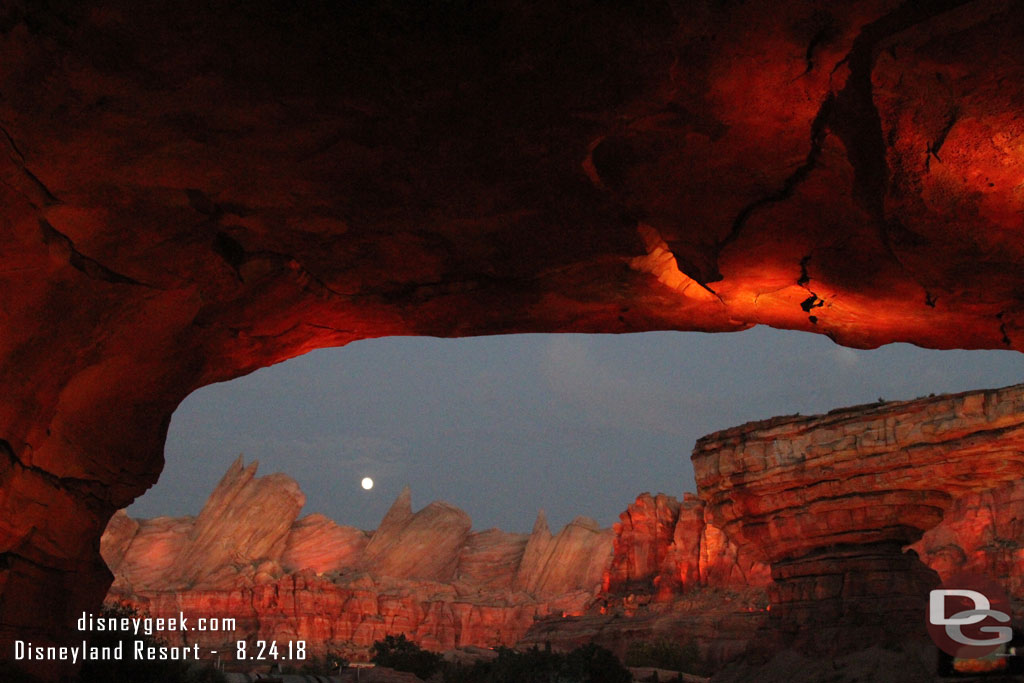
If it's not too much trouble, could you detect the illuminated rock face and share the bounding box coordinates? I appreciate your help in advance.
[910,479,1024,604]
[362,489,472,583]
[100,462,769,665]
[692,384,1024,655]
[603,492,769,601]
[3,1,1024,676]
[456,528,530,591]
[280,514,368,576]
[514,512,613,598]
[118,571,592,662]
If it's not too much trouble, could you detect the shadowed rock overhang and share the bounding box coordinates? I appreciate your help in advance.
[1,0,1023,678]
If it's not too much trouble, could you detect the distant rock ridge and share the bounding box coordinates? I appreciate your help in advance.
[100,454,776,667]
[101,459,625,659]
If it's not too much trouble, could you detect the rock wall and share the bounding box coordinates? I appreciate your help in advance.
[910,478,1024,605]
[603,492,770,602]
[514,511,613,598]
[102,459,770,665]
[280,514,368,576]
[692,383,1024,656]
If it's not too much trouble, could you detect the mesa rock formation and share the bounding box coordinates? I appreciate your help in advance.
[527,385,1024,669]
[693,383,1024,657]
[4,1,1024,678]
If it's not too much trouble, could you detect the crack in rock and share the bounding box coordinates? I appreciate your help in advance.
[0,438,110,508]
[718,0,975,292]
[210,228,351,300]
[0,120,58,208]
[829,0,973,257]
[925,105,960,171]
[716,94,835,281]
[39,219,153,288]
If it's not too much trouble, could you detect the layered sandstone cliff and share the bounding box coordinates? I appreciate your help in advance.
[910,478,1024,604]
[692,383,1024,658]
[522,385,1024,671]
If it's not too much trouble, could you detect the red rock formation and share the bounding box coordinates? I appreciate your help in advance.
[606,493,682,595]
[513,511,555,593]
[456,529,529,591]
[910,478,1024,603]
[3,3,1024,676]
[280,514,368,576]
[513,514,613,598]
[520,589,770,667]
[102,463,612,661]
[109,516,192,591]
[100,470,779,669]
[692,384,1024,656]
[97,510,138,574]
[604,492,769,602]
[120,569,594,662]
[97,387,1024,672]
[362,488,472,583]
[169,457,305,588]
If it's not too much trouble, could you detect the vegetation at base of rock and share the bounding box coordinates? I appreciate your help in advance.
[372,636,631,682]
[446,643,632,683]
[372,633,445,679]
[624,638,709,675]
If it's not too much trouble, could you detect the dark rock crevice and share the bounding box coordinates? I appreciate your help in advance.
[38,219,153,288]
[715,94,835,281]
[1,438,112,507]
[0,120,57,208]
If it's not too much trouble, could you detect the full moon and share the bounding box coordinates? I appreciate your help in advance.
[361,477,374,490]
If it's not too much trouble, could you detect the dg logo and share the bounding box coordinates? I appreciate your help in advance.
[927,572,1013,659]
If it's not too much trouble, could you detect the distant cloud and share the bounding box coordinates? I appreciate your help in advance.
[832,346,861,367]
[540,335,694,436]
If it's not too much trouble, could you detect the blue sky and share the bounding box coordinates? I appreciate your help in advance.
[133,327,1023,532]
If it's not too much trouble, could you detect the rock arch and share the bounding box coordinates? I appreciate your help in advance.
[2,1,1023,678]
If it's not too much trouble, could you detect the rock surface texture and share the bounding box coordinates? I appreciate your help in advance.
[2,0,1024,678]
[909,478,1024,606]
[692,384,1024,657]
[603,492,770,602]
